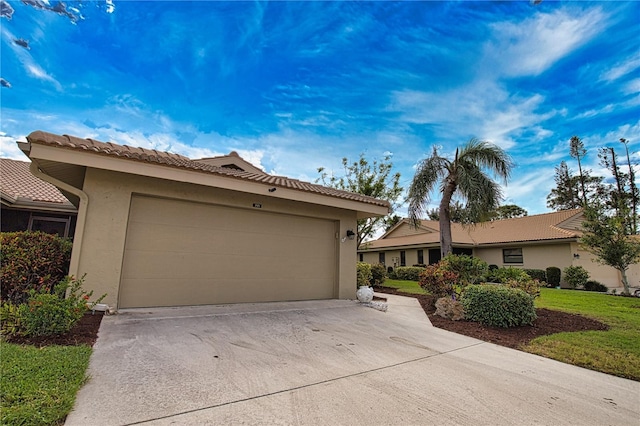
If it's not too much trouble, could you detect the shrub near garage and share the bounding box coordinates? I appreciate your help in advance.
[1,231,72,305]
[369,263,387,287]
[357,262,372,288]
[461,285,537,328]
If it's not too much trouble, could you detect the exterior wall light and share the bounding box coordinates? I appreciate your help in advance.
[346,229,356,240]
[573,253,580,259]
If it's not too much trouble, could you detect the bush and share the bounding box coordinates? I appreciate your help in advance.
[418,264,459,298]
[504,277,542,299]
[440,254,488,286]
[546,267,561,286]
[1,231,73,305]
[370,263,387,287]
[17,275,103,337]
[490,267,530,283]
[461,285,537,328]
[584,280,608,293]
[523,269,546,282]
[0,302,22,337]
[564,266,589,289]
[357,262,372,288]
[393,266,425,281]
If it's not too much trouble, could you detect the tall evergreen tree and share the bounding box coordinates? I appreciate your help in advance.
[569,136,588,206]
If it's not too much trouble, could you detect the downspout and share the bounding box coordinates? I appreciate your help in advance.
[29,162,88,279]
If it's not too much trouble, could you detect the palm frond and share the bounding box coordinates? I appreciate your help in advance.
[407,154,448,225]
[458,138,513,183]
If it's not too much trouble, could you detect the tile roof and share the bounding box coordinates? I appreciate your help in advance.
[361,209,583,250]
[0,158,72,205]
[26,131,390,209]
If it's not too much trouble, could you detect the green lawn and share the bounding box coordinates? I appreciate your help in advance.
[0,342,92,426]
[380,280,640,380]
[382,279,427,294]
[528,288,640,380]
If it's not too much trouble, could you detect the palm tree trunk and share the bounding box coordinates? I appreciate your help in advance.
[439,181,456,258]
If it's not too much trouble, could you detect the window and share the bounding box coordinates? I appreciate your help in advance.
[359,253,363,262]
[417,249,424,265]
[379,252,385,264]
[400,251,406,266]
[29,216,71,238]
[503,248,523,264]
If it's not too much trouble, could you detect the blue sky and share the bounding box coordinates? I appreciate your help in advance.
[1,0,638,216]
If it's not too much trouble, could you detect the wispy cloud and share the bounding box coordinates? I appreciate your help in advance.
[484,7,608,77]
[599,52,640,83]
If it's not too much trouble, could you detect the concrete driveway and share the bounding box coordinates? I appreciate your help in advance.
[66,294,639,425]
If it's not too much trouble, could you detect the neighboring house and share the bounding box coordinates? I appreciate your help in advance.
[19,130,389,309]
[1,158,77,238]
[358,209,640,293]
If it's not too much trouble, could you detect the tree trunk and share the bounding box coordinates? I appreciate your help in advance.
[619,268,630,295]
[439,180,456,258]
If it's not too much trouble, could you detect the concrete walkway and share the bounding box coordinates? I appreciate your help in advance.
[66,293,640,425]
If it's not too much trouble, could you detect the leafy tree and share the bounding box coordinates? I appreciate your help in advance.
[620,138,638,234]
[598,146,637,234]
[547,161,605,211]
[427,201,473,223]
[407,139,513,257]
[317,153,402,246]
[492,204,528,219]
[580,206,640,295]
[383,214,402,232]
[570,136,588,206]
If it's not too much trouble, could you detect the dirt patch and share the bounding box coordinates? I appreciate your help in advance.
[375,286,609,350]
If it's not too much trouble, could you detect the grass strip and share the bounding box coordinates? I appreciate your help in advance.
[0,342,92,426]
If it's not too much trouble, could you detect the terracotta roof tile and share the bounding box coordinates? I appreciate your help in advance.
[26,131,390,209]
[361,209,583,249]
[1,158,72,205]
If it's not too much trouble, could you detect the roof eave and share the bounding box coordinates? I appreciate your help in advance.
[25,141,389,218]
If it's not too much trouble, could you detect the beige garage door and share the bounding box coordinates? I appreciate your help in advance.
[119,195,337,308]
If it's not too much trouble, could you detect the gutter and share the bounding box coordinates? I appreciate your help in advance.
[29,161,88,278]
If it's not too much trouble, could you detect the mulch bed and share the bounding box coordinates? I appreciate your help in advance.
[4,289,609,351]
[4,312,105,347]
[375,286,609,350]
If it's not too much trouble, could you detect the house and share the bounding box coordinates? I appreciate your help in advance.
[1,158,77,238]
[18,130,389,309]
[358,210,640,292]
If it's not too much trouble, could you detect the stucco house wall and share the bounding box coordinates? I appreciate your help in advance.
[78,168,359,307]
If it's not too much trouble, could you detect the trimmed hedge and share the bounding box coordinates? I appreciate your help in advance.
[523,269,546,282]
[461,285,537,328]
[1,232,73,305]
[392,266,426,281]
[564,266,589,289]
[584,280,608,293]
[546,267,561,286]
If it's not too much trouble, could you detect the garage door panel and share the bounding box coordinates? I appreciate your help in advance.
[120,196,337,308]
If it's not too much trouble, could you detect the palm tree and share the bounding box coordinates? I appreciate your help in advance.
[407,139,513,258]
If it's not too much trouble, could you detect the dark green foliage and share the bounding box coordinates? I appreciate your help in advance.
[563,266,590,289]
[1,231,73,305]
[489,266,529,283]
[393,266,426,281]
[546,267,561,286]
[461,285,537,328]
[440,254,488,286]
[523,269,546,282]
[584,280,608,293]
[370,263,387,287]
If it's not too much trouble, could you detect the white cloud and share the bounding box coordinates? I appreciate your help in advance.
[0,133,29,161]
[485,7,607,77]
[600,52,640,83]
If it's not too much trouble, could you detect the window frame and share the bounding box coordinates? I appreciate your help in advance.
[502,248,523,264]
